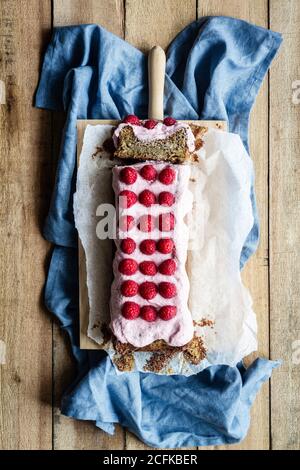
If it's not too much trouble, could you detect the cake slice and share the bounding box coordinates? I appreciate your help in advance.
[110,161,194,348]
[113,116,207,163]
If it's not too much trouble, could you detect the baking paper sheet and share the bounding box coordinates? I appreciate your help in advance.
[74,124,257,375]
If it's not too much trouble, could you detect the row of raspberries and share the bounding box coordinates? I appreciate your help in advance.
[121,280,176,299]
[123,114,177,128]
[119,213,175,232]
[122,302,176,322]
[121,237,174,255]
[119,258,176,276]
[119,189,175,207]
[120,165,176,185]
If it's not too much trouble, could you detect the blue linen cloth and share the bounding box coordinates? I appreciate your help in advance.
[36,17,282,448]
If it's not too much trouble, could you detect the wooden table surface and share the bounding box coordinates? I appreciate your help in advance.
[0,0,299,450]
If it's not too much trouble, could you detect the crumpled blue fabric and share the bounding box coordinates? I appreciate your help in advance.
[36,17,282,448]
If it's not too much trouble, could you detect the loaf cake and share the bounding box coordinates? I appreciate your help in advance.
[110,161,194,348]
[113,115,207,163]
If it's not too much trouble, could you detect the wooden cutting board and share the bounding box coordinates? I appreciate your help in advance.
[77,46,227,349]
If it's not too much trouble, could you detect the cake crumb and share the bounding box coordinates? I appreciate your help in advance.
[195,139,204,151]
[191,153,199,162]
[183,336,207,365]
[194,318,215,328]
[143,350,176,373]
[113,352,134,372]
[91,321,100,330]
[113,339,135,355]
[91,146,103,159]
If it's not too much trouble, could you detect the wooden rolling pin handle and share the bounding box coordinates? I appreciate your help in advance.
[148,46,166,120]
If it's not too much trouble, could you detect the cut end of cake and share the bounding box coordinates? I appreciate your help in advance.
[115,125,190,163]
[113,117,208,164]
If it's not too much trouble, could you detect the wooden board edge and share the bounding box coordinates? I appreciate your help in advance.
[77,119,227,130]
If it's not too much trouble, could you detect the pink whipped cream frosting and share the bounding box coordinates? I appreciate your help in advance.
[113,121,196,153]
[110,161,194,348]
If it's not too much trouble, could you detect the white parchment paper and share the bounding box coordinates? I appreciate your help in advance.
[74,124,257,375]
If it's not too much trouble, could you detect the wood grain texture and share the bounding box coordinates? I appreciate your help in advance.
[198,0,270,450]
[125,0,196,51]
[0,0,53,449]
[269,0,300,450]
[52,0,125,451]
[53,0,125,33]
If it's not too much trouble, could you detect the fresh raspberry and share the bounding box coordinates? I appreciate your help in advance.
[118,259,138,275]
[120,238,136,254]
[122,301,140,320]
[159,212,175,231]
[158,259,176,275]
[138,214,155,232]
[123,114,141,126]
[143,119,158,129]
[158,167,176,185]
[139,261,157,276]
[139,282,158,300]
[140,164,157,182]
[119,215,134,232]
[140,305,157,322]
[140,239,156,255]
[156,238,174,254]
[159,305,177,320]
[163,117,177,126]
[119,167,138,185]
[119,190,137,208]
[139,189,156,207]
[158,191,175,206]
[121,280,139,297]
[158,282,177,298]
